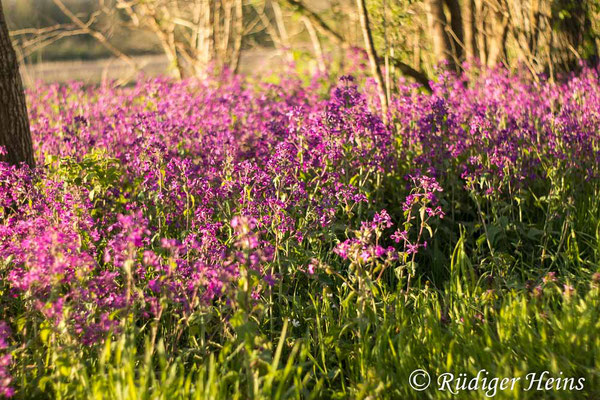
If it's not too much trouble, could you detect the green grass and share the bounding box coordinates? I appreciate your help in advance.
[10,157,600,399]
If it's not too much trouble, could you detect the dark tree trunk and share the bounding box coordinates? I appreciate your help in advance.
[0,2,35,168]
[444,0,464,63]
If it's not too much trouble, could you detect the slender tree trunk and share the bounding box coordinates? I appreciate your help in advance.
[444,0,463,63]
[303,17,326,73]
[356,0,388,119]
[230,0,244,74]
[146,13,183,79]
[197,0,214,77]
[474,0,487,65]
[0,3,35,168]
[551,0,597,71]
[461,0,477,62]
[487,6,508,67]
[272,1,294,62]
[426,0,455,69]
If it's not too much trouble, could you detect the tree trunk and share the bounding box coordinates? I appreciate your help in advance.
[0,2,35,168]
[444,0,463,63]
[303,17,326,73]
[426,0,455,70]
[461,0,477,62]
[356,0,388,119]
[474,0,487,65]
[486,5,509,67]
[230,0,244,74]
[197,0,214,77]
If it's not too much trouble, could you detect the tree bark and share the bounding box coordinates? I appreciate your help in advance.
[0,2,35,168]
[474,0,487,65]
[356,0,388,119]
[486,4,509,67]
[426,0,455,70]
[461,0,477,62]
[230,0,244,74]
[444,0,463,63]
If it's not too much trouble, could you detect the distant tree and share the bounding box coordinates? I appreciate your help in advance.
[113,0,245,79]
[0,1,35,167]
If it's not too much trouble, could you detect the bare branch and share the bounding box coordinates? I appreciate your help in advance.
[16,28,88,62]
[51,0,139,71]
[10,24,77,37]
[389,58,432,91]
[279,0,345,46]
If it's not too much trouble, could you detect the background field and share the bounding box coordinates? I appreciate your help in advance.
[18,50,285,86]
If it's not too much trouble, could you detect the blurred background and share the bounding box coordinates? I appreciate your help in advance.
[4,0,600,86]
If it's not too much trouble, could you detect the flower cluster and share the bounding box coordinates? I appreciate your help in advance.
[334,210,397,265]
[391,173,445,256]
[391,67,600,194]
[2,72,399,347]
[0,64,598,368]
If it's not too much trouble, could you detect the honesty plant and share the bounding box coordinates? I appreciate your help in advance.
[0,65,600,397]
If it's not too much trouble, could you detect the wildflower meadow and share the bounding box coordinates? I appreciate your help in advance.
[1,65,600,399]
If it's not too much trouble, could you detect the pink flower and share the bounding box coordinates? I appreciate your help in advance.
[391,230,408,243]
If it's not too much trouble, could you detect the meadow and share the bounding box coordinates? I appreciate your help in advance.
[1,64,600,399]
